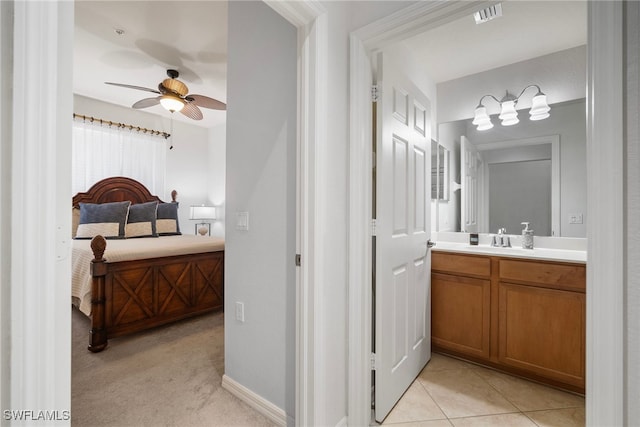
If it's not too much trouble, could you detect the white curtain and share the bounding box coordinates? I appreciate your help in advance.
[72,120,167,195]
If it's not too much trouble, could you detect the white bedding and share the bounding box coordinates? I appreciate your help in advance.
[72,235,225,315]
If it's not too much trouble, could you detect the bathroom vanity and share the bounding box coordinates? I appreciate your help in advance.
[431,242,586,394]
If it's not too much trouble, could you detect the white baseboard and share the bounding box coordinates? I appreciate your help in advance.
[221,374,287,426]
[335,415,348,427]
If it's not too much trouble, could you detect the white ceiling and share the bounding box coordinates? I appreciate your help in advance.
[73,1,228,128]
[73,1,586,129]
[402,0,587,83]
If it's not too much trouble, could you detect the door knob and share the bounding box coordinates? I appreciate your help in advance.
[427,239,436,248]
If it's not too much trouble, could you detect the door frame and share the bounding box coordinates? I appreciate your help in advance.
[263,2,328,424]
[348,1,624,426]
[3,1,328,425]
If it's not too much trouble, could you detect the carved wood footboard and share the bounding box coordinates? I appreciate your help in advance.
[88,235,224,352]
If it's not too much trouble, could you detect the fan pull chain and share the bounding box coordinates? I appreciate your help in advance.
[169,117,174,150]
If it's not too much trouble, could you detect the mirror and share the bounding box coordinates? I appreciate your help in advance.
[431,140,449,201]
[436,98,586,238]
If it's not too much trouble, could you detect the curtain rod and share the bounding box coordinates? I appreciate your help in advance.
[73,113,171,139]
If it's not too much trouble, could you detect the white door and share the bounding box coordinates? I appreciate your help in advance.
[460,135,483,233]
[375,51,432,422]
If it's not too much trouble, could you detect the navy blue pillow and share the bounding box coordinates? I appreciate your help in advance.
[156,202,181,236]
[126,201,158,238]
[75,201,131,239]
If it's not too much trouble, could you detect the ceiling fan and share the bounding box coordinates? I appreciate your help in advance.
[105,69,226,120]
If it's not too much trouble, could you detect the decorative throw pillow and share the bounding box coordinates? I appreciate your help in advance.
[125,201,159,238]
[156,202,181,236]
[75,201,131,239]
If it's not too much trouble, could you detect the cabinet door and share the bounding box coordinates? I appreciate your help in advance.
[432,273,490,360]
[498,282,585,389]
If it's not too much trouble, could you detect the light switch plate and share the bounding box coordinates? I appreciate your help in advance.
[235,302,245,322]
[236,211,249,231]
[569,213,583,224]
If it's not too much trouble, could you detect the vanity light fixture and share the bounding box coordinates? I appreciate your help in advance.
[472,85,551,131]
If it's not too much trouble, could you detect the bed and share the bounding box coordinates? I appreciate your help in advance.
[72,176,224,352]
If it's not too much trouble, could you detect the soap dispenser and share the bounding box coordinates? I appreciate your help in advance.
[521,222,534,249]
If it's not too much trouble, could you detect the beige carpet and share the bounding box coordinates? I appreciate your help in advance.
[72,307,276,427]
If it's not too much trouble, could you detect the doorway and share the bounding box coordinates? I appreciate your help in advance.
[348,2,625,425]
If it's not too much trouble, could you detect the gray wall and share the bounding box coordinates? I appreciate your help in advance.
[225,1,296,421]
[489,159,551,236]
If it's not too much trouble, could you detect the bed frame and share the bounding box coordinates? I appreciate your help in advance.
[73,177,224,352]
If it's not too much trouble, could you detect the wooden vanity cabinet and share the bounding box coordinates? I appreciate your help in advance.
[431,253,491,360]
[431,251,586,393]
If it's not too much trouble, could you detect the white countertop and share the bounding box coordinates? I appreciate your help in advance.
[432,241,587,264]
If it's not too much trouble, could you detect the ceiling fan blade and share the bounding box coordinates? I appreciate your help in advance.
[180,102,203,120]
[132,97,161,109]
[187,94,226,110]
[105,82,161,94]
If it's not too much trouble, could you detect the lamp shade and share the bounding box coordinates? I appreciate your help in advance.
[498,100,519,126]
[190,205,216,220]
[160,95,185,112]
[472,106,490,125]
[529,93,551,121]
[476,121,494,131]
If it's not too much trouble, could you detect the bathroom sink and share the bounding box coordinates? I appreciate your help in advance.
[464,245,532,255]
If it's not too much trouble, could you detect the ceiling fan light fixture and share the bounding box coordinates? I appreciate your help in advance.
[160,95,185,112]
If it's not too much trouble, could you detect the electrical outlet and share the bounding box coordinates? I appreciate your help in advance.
[235,301,245,322]
[569,213,583,224]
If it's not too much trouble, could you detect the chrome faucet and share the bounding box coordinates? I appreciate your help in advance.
[491,228,511,247]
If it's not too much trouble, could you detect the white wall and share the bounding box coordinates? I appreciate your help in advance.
[0,0,12,414]
[626,1,640,423]
[225,1,297,421]
[73,95,225,236]
[438,45,586,124]
[318,3,417,424]
[208,123,226,239]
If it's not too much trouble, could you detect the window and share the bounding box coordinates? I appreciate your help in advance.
[72,119,167,195]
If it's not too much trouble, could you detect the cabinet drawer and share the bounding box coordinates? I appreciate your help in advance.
[432,252,491,278]
[499,259,585,292]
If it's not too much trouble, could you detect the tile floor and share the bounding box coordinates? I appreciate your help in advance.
[381,353,585,427]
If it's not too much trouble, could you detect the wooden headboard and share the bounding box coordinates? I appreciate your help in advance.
[72,176,176,207]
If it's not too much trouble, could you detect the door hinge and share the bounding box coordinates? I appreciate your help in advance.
[371,219,377,236]
[370,352,377,370]
[295,254,301,266]
[371,85,379,102]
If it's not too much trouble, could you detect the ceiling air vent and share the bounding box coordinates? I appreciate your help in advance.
[473,3,503,24]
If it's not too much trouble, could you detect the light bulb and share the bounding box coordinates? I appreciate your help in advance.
[160,95,185,112]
